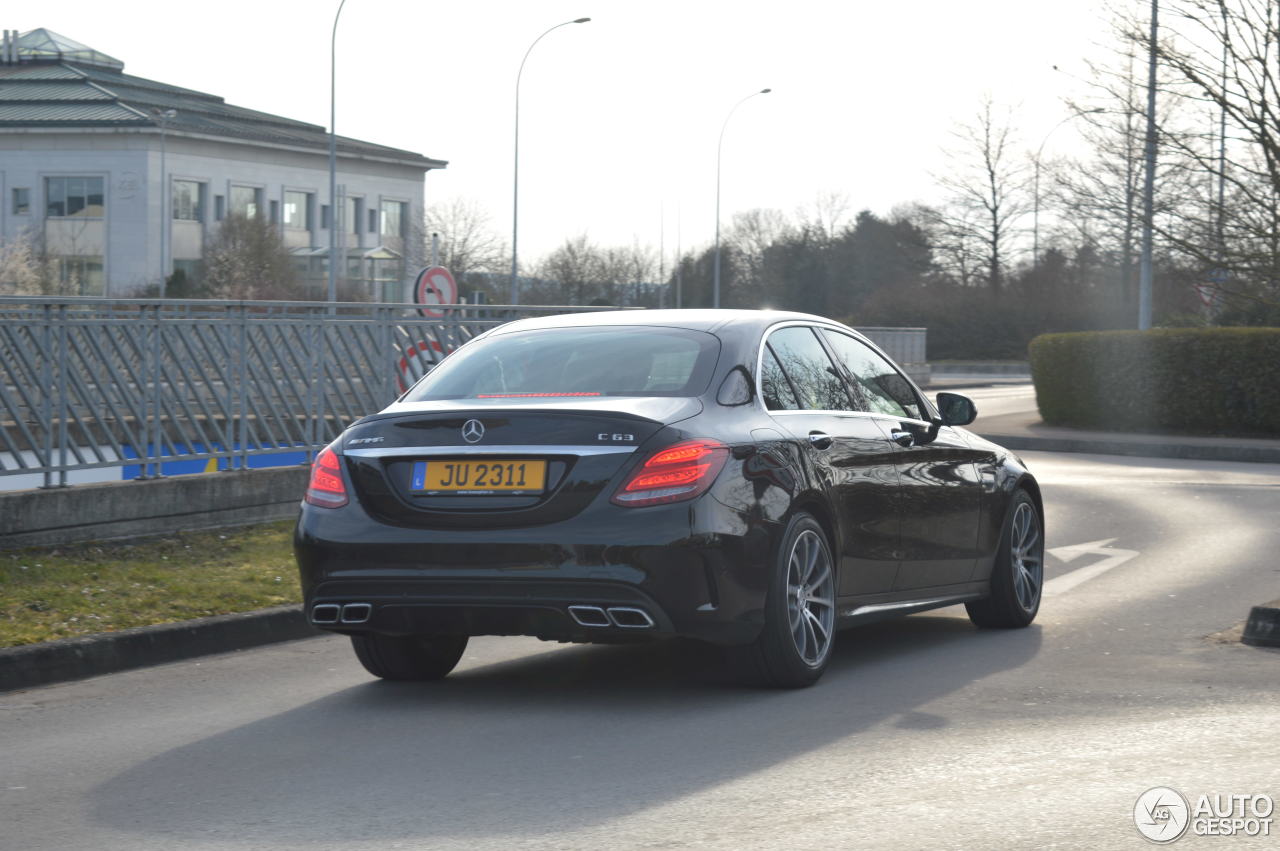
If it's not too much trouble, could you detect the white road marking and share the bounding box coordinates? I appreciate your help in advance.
[1043,538,1140,596]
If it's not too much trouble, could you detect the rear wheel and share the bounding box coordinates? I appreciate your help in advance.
[350,633,469,681]
[966,490,1043,628]
[732,513,837,688]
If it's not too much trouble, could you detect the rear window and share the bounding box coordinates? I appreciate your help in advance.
[404,326,721,401]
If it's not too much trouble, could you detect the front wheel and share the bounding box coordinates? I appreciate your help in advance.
[732,513,837,688]
[350,633,469,681]
[966,490,1043,629]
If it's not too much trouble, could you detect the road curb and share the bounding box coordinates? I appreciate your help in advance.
[0,605,321,694]
[977,433,1280,465]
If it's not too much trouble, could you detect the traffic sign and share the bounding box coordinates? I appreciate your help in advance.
[413,266,459,318]
[396,339,449,392]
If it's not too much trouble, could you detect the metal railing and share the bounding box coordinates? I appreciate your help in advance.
[0,297,624,489]
[0,299,927,490]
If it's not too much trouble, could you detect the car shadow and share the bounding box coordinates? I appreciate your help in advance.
[90,613,1041,844]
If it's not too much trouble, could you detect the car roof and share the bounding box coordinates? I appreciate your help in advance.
[494,309,851,336]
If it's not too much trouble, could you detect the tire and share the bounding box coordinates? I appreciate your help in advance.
[732,513,837,688]
[350,633,469,681]
[966,490,1043,629]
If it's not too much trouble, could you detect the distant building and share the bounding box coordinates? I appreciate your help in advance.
[0,28,446,298]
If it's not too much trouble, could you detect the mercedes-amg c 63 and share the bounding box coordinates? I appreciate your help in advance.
[294,310,1044,687]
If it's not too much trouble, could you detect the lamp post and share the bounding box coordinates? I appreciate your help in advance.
[1032,107,1104,265]
[713,88,770,309]
[1138,0,1158,330]
[152,108,177,298]
[328,0,349,307]
[510,17,590,305]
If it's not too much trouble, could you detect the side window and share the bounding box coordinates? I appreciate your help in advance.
[765,326,854,411]
[761,346,801,410]
[822,330,922,420]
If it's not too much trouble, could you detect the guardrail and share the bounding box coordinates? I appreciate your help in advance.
[0,299,926,490]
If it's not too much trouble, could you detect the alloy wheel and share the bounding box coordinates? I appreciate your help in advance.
[786,529,836,666]
[1010,502,1043,612]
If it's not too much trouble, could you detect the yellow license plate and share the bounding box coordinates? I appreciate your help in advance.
[410,459,546,495]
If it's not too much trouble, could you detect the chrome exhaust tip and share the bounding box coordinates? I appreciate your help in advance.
[311,603,341,625]
[567,605,611,627]
[607,607,655,628]
[340,602,372,624]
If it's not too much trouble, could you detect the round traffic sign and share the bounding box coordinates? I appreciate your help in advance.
[413,266,459,318]
[396,339,448,392]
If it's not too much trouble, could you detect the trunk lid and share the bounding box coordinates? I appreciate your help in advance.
[340,397,701,528]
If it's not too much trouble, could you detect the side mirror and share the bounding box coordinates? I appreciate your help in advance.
[935,392,977,426]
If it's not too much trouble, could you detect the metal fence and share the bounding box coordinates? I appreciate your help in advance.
[0,299,926,489]
[0,298,627,489]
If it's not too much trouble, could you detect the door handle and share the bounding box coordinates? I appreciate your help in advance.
[807,431,833,450]
[889,429,914,448]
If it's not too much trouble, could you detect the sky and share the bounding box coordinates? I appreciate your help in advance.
[22,0,1127,267]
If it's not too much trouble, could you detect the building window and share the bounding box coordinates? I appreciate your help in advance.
[12,187,30,215]
[172,180,202,221]
[45,177,105,218]
[52,257,105,296]
[380,200,407,240]
[269,199,280,223]
[229,185,260,218]
[214,194,225,221]
[321,204,331,230]
[345,197,363,235]
[284,191,311,230]
[368,208,378,234]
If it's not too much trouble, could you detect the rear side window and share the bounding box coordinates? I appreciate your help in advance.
[821,330,922,420]
[764,326,854,412]
[761,346,801,410]
[404,326,720,400]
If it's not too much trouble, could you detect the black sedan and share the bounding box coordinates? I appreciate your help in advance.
[294,310,1043,688]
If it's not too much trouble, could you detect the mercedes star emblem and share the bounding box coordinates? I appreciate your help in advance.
[461,419,485,444]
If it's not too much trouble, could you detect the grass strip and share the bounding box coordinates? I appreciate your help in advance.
[0,520,299,649]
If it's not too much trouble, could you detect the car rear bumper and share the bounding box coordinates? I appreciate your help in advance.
[294,499,774,646]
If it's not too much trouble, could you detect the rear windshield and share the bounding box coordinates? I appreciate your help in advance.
[404,326,721,401]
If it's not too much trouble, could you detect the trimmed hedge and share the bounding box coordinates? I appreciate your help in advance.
[1028,328,1280,437]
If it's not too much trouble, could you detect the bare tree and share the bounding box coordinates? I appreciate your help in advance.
[935,96,1031,291]
[0,231,54,295]
[203,214,300,300]
[421,197,507,286]
[1129,0,1280,315]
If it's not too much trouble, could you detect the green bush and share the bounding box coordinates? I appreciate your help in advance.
[1028,328,1280,436]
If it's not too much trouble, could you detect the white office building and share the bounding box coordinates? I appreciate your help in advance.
[0,28,446,298]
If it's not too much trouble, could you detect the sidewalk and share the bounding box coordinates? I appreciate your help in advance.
[974,409,1280,465]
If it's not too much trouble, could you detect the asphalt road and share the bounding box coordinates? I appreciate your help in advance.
[3,450,1278,850]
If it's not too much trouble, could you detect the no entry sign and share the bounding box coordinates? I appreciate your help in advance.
[413,266,458,318]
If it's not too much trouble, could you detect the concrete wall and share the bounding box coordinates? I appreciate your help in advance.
[0,467,308,549]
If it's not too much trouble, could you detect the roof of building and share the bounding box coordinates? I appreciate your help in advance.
[0,28,446,171]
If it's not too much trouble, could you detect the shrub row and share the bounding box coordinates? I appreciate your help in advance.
[1028,328,1280,437]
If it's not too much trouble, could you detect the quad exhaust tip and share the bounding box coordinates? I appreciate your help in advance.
[567,605,655,629]
[311,602,372,625]
[567,605,611,627]
[340,603,372,624]
[607,607,655,628]
[311,603,341,624]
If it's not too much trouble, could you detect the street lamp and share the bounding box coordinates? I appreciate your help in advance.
[152,107,177,299]
[328,0,349,307]
[1032,107,1104,265]
[510,17,591,305]
[713,88,771,309]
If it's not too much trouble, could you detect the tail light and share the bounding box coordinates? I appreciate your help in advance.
[611,439,729,507]
[305,446,348,508]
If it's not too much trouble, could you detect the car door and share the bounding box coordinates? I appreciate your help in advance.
[761,325,902,597]
[819,329,984,591]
